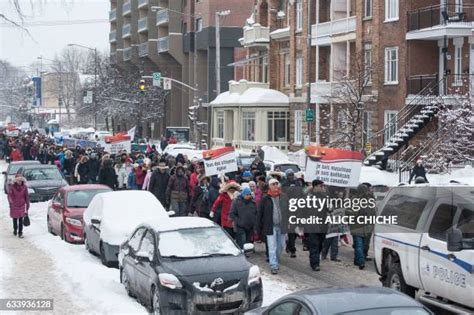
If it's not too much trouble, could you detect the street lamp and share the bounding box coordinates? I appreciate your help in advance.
[68,43,98,129]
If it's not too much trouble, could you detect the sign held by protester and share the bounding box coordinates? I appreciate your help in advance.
[202,147,238,176]
[304,146,363,187]
[100,133,132,154]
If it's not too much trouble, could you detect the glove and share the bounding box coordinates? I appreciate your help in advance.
[209,211,215,218]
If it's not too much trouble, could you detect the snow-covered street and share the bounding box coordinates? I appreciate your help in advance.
[0,161,293,314]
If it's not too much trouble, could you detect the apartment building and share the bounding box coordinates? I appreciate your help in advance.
[109,0,253,141]
[211,0,316,151]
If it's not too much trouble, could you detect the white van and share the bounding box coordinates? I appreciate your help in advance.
[374,184,473,314]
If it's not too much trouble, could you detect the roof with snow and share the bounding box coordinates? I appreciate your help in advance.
[211,80,289,107]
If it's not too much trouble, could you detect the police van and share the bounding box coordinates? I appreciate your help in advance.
[374,184,473,314]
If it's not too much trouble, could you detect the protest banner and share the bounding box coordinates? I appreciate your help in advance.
[101,133,132,154]
[202,147,238,176]
[304,146,364,187]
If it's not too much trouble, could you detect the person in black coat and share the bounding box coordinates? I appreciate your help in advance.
[408,159,429,184]
[98,158,117,190]
[87,153,100,184]
[76,156,90,184]
[230,187,257,249]
[148,161,170,209]
[191,175,211,218]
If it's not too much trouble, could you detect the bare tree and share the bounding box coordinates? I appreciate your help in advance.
[324,52,376,151]
[0,60,31,122]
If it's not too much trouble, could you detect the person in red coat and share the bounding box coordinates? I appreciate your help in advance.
[9,146,23,162]
[134,165,146,190]
[7,174,30,238]
[210,181,241,238]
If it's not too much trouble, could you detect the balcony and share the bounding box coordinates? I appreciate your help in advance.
[156,9,169,26]
[241,24,270,49]
[109,9,117,21]
[122,24,131,38]
[138,0,148,9]
[109,30,117,42]
[157,36,169,53]
[138,17,148,32]
[311,16,356,45]
[123,47,132,61]
[122,1,131,16]
[407,5,474,40]
[139,42,149,57]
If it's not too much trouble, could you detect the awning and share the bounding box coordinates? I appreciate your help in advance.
[227,54,268,67]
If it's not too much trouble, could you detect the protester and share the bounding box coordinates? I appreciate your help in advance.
[210,181,241,238]
[10,146,23,162]
[230,187,257,250]
[76,156,90,184]
[257,178,288,274]
[149,161,170,209]
[191,175,211,218]
[87,152,100,184]
[8,174,30,238]
[98,158,118,190]
[166,165,191,216]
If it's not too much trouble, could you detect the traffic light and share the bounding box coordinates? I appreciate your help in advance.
[139,79,145,92]
[188,105,198,121]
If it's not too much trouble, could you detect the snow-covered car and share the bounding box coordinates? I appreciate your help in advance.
[263,159,301,176]
[83,190,171,267]
[246,287,433,315]
[119,217,262,314]
[2,161,41,194]
[162,143,203,160]
[374,184,474,313]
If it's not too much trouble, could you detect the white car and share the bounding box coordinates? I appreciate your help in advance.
[83,190,171,267]
[162,143,202,160]
[263,159,301,176]
[374,184,473,313]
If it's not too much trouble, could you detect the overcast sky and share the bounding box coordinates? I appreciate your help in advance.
[0,0,109,73]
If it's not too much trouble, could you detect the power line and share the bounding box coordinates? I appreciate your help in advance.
[0,19,109,27]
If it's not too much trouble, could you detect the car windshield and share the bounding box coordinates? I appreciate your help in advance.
[239,157,255,168]
[340,307,430,315]
[159,227,241,258]
[23,168,63,181]
[8,164,36,175]
[275,164,300,173]
[67,190,110,208]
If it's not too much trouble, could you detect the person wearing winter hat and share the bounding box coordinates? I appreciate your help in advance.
[240,170,253,184]
[166,165,191,216]
[8,174,30,238]
[409,159,429,184]
[230,187,257,250]
[210,181,241,237]
[149,160,170,208]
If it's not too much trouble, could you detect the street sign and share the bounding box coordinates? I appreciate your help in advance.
[303,135,310,146]
[32,77,42,107]
[305,108,314,122]
[163,78,172,90]
[153,72,161,87]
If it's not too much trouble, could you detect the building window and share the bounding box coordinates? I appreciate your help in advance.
[294,110,303,144]
[195,17,202,32]
[337,111,348,129]
[455,0,463,13]
[363,111,372,144]
[242,112,256,141]
[284,53,291,87]
[262,56,268,83]
[216,111,224,138]
[384,110,398,142]
[268,111,290,142]
[296,0,303,31]
[364,44,372,84]
[385,0,399,22]
[365,0,373,18]
[182,22,187,34]
[295,54,303,88]
[454,45,463,85]
[384,47,398,84]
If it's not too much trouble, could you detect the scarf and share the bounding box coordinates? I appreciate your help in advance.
[267,188,281,198]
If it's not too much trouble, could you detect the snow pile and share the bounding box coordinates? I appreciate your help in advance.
[359,166,399,186]
[261,146,292,162]
[261,273,293,306]
[0,249,13,298]
[429,165,474,185]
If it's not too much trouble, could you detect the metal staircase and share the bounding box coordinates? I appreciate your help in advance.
[364,77,443,168]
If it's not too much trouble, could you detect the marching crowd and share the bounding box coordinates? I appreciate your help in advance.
[1,130,376,275]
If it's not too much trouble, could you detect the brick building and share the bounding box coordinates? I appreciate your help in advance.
[108,0,253,140]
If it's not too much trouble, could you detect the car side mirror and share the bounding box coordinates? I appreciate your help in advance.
[91,218,101,225]
[167,210,176,217]
[447,228,463,252]
[2,171,6,175]
[243,243,255,253]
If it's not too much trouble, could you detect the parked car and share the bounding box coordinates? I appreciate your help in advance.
[83,190,171,267]
[17,164,68,202]
[2,161,41,193]
[263,159,301,176]
[119,217,262,314]
[162,143,202,160]
[47,185,112,243]
[374,184,474,313]
[246,287,433,315]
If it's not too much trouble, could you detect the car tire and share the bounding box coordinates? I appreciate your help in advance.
[47,216,55,235]
[100,242,112,267]
[84,234,93,254]
[150,285,161,315]
[385,263,416,298]
[121,268,134,297]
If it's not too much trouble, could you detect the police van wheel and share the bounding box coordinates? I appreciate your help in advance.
[385,263,416,298]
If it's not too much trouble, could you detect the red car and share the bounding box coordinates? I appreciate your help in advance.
[47,185,112,243]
